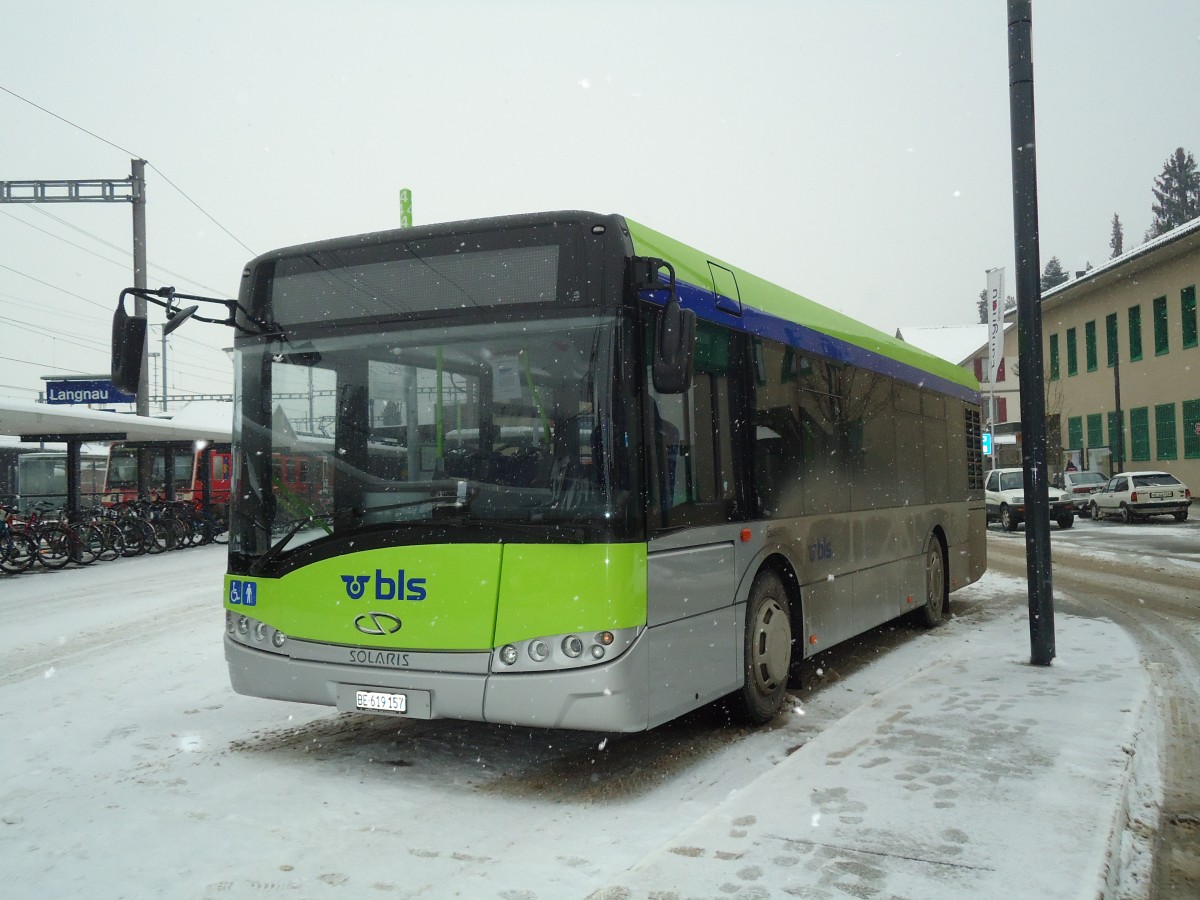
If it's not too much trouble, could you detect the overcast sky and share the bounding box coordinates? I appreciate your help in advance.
[2,0,1198,403]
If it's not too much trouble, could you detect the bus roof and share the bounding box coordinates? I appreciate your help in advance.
[624,217,979,398]
[237,210,978,401]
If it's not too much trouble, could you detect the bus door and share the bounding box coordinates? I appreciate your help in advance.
[644,317,742,713]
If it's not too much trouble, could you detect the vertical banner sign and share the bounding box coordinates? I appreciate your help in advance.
[399,188,413,228]
[987,267,1005,382]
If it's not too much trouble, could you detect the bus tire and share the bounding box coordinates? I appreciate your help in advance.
[737,570,793,725]
[919,534,948,628]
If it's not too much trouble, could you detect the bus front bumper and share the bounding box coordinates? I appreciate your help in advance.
[224,631,652,733]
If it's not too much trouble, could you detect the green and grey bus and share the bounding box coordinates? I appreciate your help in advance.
[128,211,986,731]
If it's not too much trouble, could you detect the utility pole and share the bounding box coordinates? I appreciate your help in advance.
[1007,1,1055,666]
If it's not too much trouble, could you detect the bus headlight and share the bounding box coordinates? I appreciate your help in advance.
[491,626,641,673]
[272,630,287,648]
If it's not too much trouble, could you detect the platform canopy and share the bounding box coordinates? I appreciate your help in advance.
[0,398,232,443]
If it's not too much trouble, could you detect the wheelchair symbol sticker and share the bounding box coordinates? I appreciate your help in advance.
[228,580,257,607]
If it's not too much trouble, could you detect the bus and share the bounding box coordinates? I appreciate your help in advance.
[131,211,985,732]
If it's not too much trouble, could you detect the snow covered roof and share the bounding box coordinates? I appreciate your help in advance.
[0,398,232,442]
[1041,214,1200,304]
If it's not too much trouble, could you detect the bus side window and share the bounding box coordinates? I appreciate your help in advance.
[647,319,735,529]
[751,338,804,518]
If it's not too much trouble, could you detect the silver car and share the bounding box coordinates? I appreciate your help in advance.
[1051,469,1108,516]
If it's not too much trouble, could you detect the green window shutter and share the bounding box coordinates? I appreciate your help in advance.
[1105,313,1118,367]
[1128,305,1143,361]
[1155,403,1177,459]
[1067,415,1083,450]
[1066,328,1078,375]
[1183,286,1197,349]
[1085,321,1097,372]
[1108,411,1124,463]
[1049,334,1060,379]
[1153,296,1169,356]
[1184,399,1200,459]
[1086,413,1103,448]
[1129,408,1150,461]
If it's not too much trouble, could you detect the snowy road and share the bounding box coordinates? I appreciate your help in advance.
[987,517,1200,897]
[0,523,1189,898]
[0,546,950,898]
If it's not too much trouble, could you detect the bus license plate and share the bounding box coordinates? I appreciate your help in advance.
[355,690,407,713]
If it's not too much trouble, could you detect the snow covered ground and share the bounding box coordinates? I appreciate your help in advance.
[0,544,1156,898]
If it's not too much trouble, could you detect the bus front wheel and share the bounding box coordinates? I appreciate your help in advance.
[738,570,793,725]
[919,535,948,628]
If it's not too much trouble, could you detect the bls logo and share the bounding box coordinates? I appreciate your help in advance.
[340,575,370,599]
[340,570,427,602]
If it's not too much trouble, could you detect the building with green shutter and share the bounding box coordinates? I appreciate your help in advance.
[953,217,1199,490]
[1039,217,1200,493]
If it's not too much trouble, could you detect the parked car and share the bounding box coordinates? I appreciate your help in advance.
[985,467,1075,530]
[1089,471,1191,522]
[1051,469,1108,516]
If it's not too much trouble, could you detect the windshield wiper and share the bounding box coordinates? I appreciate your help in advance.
[250,510,342,574]
[249,494,465,574]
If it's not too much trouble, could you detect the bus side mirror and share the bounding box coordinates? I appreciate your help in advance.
[652,296,695,394]
[633,256,695,394]
[111,295,147,395]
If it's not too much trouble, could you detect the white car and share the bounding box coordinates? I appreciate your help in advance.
[1089,471,1191,522]
[985,467,1075,531]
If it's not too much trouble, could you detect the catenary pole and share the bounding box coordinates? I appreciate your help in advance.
[0,161,155,497]
[1007,1,1055,665]
[131,158,152,497]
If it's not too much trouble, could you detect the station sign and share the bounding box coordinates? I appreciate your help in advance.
[45,378,135,405]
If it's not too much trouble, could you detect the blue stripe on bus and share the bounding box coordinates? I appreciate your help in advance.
[647,277,981,406]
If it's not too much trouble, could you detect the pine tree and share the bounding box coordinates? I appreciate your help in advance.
[1147,147,1200,238]
[1040,257,1068,291]
[1109,213,1124,258]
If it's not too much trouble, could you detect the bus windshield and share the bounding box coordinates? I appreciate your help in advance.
[230,313,634,567]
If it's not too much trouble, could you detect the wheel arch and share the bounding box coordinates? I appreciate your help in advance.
[744,551,804,658]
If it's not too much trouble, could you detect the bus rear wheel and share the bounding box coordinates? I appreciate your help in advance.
[737,570,793,725]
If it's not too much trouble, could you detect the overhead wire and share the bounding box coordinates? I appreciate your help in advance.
[0,293,223,376]
[0,83,256,258]
[0,269,234,362]
[9,206,232,295]
[1,84,249,402]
